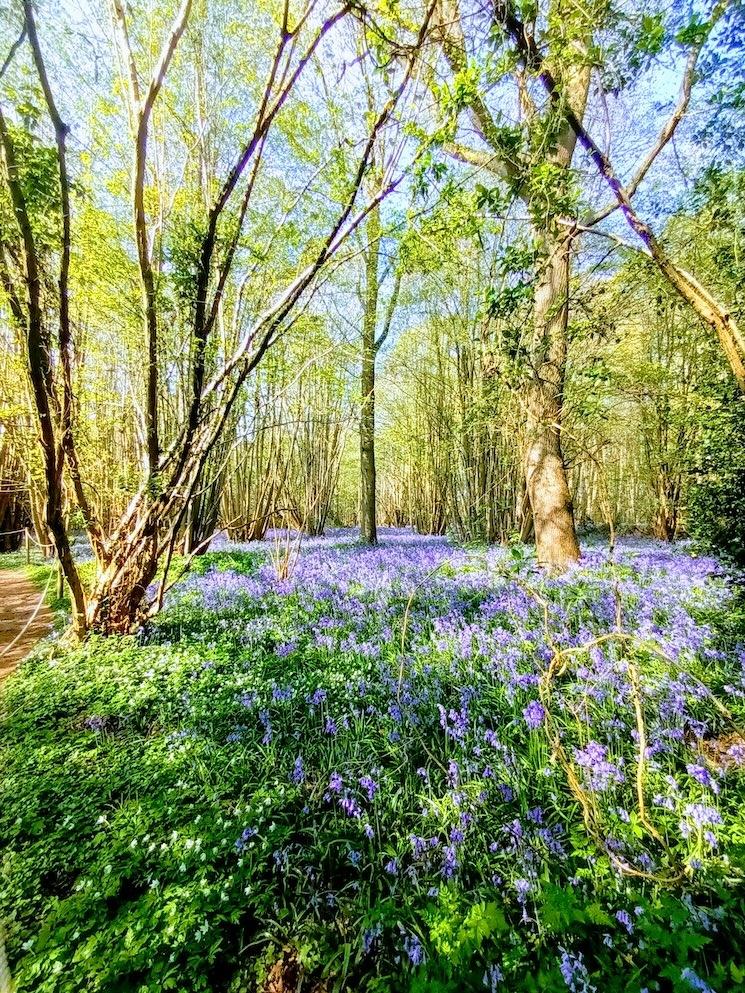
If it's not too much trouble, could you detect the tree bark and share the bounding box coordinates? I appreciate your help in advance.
[436,0,585,568]
[524,231,581,569]
[86,530,159,634]
[359,207,380,545]
[0,102,87,634]
[3,1,431,636]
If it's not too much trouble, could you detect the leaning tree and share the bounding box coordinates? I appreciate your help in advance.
[0,0,433,635]
[492,0,745,393]
[430,0,744,570]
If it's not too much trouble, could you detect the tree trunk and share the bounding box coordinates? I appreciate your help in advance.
[184,459,223,555]
[496,5,745,394]
[359,206,381,546]
[360,333,377,545]
[524,232,581,571]
[86,529,159,634]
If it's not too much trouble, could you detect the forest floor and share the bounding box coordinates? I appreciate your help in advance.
[0,568,53,679]
[1,530,745,993]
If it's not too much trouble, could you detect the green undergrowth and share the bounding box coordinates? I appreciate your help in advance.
[1,542,744,993]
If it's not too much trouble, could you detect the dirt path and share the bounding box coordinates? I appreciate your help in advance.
[0,569,54,680]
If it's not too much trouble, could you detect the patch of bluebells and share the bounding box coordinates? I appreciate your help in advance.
[559,947,596,993]
[235,826,257,852]
[681,968,716,993]
[292,755,305,784]
[359,775,378,801]
[402,933,425,966]
[687,762,719,792]
[573,742,625,792]
[523,699,545,730]
[147,529,745,983]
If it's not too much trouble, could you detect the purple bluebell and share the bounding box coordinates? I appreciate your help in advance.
[403,934,425,966]
[523,700,546,730]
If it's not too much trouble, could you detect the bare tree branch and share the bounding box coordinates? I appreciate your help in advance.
[493,0,745,392]
[23,0,107,563]
[0,25,26,80]
[111,0,193,475]
[585,32,710,227]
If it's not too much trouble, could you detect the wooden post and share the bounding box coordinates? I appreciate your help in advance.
[25,528,30,564]
[56,559,64,600]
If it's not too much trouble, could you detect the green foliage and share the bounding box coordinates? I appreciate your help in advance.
[521,162,580,227]
[2,544,745,992]
[636,13,666,58]
[168,211,208,315]
[427,890,507,963]
[675,15,713,48]
[434,62,482,117]
[0,124,61,251]
[485,243,536,322]
[189,548,263,576]
[688,391,745,564]
[485,280,533,320]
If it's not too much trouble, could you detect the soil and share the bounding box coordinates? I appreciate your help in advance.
[0,569,54,680]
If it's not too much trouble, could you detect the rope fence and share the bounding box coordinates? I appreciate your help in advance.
[0,564,55,660]
[1,527,64,605]
[0,527,56,563]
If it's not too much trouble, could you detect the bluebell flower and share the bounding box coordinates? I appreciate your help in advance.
[523,700,546,730]
[258,710,272,745]
[483,965,503,991]
[441,845,458,879]
[514,878,531,903]
[573,741,624,791]
[359,775,379,801]
[84,715,107,732]
[235,826,257,852]
[615,910,633,934]
[682,803,722,830]
[559,947,595,992]
[686,763,718,793]
[727,742,745,765]
[403,933,425,966]
[680,968,714,993]
[362,923,382,954]
[340,795,362,818]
